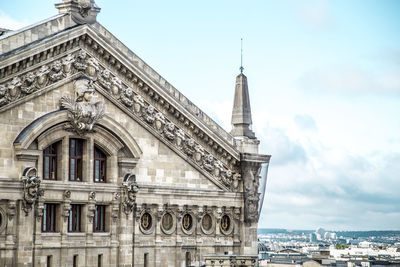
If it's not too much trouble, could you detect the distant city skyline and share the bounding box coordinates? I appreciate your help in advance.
[1,0,399,230]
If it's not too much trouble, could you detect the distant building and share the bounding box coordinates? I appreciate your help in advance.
[316,228,326,237]
[310,233,318,242]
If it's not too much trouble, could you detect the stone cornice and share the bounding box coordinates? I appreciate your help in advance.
[0,24,239,159]
[0,30,242,192]
[0,24,240,160]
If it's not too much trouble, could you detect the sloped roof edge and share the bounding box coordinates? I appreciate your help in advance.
[0,14,240,161]
[89,22,236,147]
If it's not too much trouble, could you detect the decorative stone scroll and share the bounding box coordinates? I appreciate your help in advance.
[59,77,105,135]
[21,167,43,215]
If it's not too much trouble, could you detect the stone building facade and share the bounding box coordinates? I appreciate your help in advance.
[0,1,270,266]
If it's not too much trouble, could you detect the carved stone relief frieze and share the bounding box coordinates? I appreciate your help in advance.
[1,47,239,191]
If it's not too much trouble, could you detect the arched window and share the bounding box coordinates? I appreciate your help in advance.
[69,139,83,181]
[94,146,106,183]
[43,141,61,180]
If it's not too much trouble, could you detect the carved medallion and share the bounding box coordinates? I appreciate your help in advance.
[202,214,212,231]
[182,214,193,231]
[162,213,173,231]
[220,214,230,232]
[141,212,152,231]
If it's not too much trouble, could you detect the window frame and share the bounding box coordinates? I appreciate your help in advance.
[69,138,83,182]
[68,204,82,232]
[42,203,57,232]
[93,146,107,183]
[93,205,106,232]
[43,142,59,180]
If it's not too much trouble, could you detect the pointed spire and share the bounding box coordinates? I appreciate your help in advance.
[231,72,256,139]
[231,38,255,139]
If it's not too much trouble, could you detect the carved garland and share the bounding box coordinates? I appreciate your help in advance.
[0,49,240,191]
[0,33,240,172]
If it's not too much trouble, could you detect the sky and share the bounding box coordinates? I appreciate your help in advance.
[1,0,399,231]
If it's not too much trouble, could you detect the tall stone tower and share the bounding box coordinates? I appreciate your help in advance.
[231,69,270,255]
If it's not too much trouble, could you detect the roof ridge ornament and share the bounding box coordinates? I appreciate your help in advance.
[55,0,100,25]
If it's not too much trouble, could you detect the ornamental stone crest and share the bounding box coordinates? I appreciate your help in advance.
[60,77,105,135]
[21,167,43,215]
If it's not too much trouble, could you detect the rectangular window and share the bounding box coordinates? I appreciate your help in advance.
[94,205,106,232]
[68,204,82,232]
[98,254,103,267]
[144,253,148,267]
[47,255,52,267]
[73,255,78,267]
[94,146,106,183]
[42,203,56,232]
[43,142,59,180]
[69,139,83,181]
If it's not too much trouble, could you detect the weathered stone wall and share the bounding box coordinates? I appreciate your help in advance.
[0,81,244,267]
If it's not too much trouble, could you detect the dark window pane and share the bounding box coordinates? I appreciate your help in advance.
[43,142,59,180]
[95,161,99,182]
[44,157,50,179]
[76,159,82,181]
[70,139,83,181]
[68,204,81,232]
[42,204,56,232]
[70,159,75,180]
[94,146,106,183]
[71,139,75,156]
[94,205,106,232]
[43,205,47,232]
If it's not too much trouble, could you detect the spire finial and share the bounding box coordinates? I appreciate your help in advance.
[240,38,244,74]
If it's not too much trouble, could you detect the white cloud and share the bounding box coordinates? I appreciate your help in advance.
[299,64,400,95]
[294,114,317,132]
[0,9,29,31]
[199,95,400,230]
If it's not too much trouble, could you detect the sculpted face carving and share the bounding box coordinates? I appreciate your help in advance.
[122,173,139,215]
[60,77,105,135]
[21,167,43,215]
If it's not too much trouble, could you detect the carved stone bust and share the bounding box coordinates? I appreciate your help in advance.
[60,77,105,135]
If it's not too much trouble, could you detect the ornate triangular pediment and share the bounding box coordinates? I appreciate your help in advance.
[0,23,242,192]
